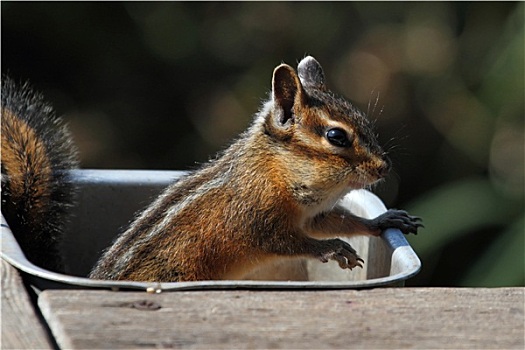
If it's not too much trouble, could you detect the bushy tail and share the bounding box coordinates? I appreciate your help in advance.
[1,76,78,272]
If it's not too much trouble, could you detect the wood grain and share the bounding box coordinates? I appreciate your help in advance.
[1,260,53,349]
[38,287,524,349]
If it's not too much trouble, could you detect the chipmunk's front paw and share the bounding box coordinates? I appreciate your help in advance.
[318,239,364,270]
[372,209,423,235]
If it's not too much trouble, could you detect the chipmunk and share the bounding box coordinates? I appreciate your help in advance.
[1,76,78,273]
[89,56,422,282]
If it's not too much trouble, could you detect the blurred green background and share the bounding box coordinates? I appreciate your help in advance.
[2,2,523,287]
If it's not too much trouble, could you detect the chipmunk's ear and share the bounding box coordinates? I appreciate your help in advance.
[271,64,306,128]
[297,56,326,91]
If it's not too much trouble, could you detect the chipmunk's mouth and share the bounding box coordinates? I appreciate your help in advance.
[347,175,382,189]
[347,180,370,189]
[347,163,386,189]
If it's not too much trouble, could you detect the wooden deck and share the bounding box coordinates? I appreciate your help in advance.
[2,259,524,349]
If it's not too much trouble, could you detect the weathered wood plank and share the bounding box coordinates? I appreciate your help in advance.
[1,260,53,349]
[38,287,523,349]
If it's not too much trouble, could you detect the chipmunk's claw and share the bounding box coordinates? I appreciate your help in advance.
[319,239,364,270]
[372,209,424,235]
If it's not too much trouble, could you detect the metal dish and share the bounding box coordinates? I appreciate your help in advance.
[1,169,421,292]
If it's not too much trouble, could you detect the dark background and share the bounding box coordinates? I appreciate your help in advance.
[2,2,523,286]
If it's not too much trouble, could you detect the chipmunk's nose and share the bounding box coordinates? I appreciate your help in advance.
[378,156,391,178]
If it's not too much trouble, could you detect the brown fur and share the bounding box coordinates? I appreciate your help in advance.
[1,77,78,272]
[1,109,53,216]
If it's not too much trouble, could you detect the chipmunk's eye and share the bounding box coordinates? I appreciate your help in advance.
[326,128,351,147]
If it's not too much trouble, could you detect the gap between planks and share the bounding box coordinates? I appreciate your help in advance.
[1,259,54,349]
